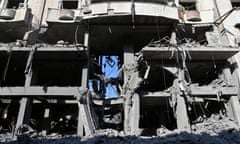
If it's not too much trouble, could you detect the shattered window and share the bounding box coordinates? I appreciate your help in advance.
[62,0,78,9]
[6,0,24,9]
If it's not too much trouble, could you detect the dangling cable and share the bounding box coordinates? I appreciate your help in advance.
[1,48,12,83]
[75,25,80,45]
[131,0,135,29]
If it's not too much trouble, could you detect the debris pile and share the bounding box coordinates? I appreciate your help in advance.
[191,114,238,136]
[2,114,240,144]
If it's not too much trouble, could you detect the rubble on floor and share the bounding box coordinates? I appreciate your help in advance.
[1,114,240,144]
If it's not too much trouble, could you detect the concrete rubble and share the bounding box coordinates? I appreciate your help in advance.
[2,115,240,144]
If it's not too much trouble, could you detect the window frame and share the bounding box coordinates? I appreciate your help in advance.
[60,0,80,9]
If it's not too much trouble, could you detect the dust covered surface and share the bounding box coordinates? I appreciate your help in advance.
[1,116,240,144]
[2,131,240,144]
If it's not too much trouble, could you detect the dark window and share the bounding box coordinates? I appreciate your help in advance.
[232,2,240,7]
[62,1,78,9]
[180,2,196,10]
[7,0,24,9]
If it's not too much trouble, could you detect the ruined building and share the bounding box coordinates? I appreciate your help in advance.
[0,0,240,139]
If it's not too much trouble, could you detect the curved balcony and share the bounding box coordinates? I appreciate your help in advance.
[47,1,179,24]
[86,1,178,19]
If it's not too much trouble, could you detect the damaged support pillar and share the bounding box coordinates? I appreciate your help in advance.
[15,98,33,135]
[174,70,190,131]
[129,93,140,135]
[226,96,240,126]
[77,30,89,136]
[77,65,88,136]
[223,66,240,126]
[213,0,240,127]
[15,47,36,136]
[42,107,51,136]
[176,95,190,131]
[123,44,135,81]
[123,44,140,135]
[77,90,97,136]
[77,103,84,136]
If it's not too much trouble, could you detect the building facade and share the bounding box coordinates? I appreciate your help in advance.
[0,0,240,139]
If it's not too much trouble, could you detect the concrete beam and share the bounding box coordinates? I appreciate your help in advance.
[93,97,124,105]
[141,46,239,60]
[0,46,86,52]
[189,86,238,97]
[0,99,79,104]
[143,86,237,97]
[0,87,80,97]
[0,46,88,61]
[0,85,236,98]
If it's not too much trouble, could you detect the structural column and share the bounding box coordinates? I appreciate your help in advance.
[223,66,240,125]
[123,44,140,135]
[123,44,134,82]
[176,95,190,131]
[174,70,190,131]
[42,107,51,136]
[15,47,36,135]
[129,93,140,135]
[77,29,89,136]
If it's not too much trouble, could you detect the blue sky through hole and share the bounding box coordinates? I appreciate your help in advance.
[89,56,119,98]
[102,56,119,98]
